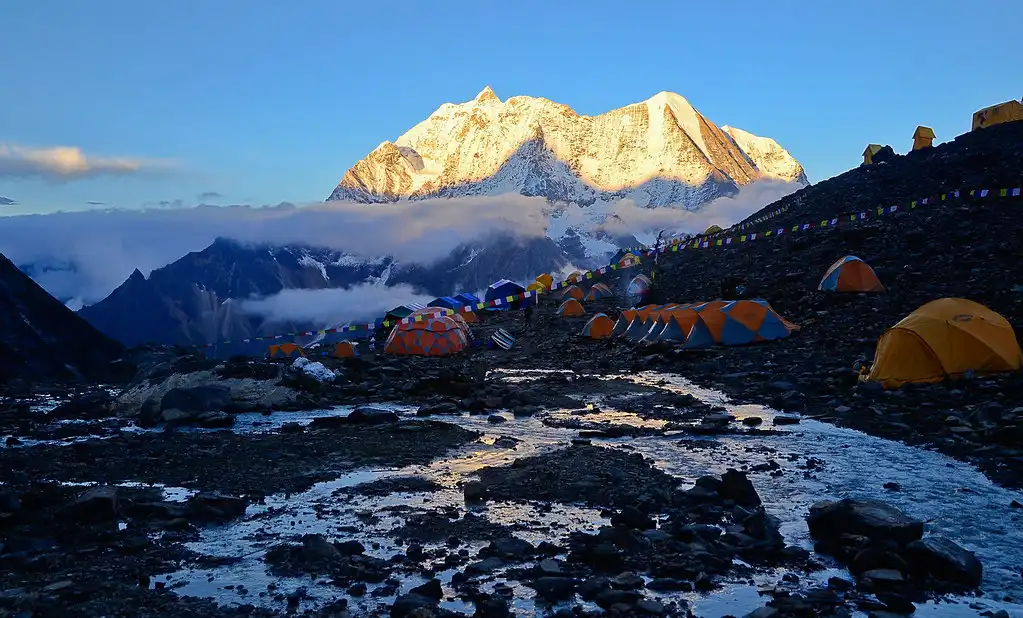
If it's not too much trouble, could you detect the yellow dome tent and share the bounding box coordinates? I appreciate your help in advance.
[864,298,1022,389]
[912,126,935,151]
[972,99,1023,131]
[862,144,883,165]
[535,273,554,289]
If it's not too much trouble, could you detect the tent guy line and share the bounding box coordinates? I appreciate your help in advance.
[197,186,1023,351]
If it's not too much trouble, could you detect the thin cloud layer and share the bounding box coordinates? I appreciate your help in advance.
[240,284,434,326]
[0,196,17,205]
[0,195,551,308]
[198,191,224,201]
[0,144,172,180]
[0,182,792,310]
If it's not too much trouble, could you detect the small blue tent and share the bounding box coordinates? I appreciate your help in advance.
[429,296,462,310]
[454,292,482,307]
[484,279,526,310]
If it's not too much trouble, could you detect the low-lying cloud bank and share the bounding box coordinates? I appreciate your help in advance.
[0,179,795,310]
[239,283,434,326]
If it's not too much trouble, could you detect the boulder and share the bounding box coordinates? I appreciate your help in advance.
[63,486,119,522]
[347,406,400,424]
[160,385,231,416]
[807,499,923,545]
[904,536,983,587]
[409,578,443,601]
[48,391,114,420]
[391,593,436,618]
[719,469,762,507]
[185,492,247,521]
[196,411,234,428]
[527,576,578,601]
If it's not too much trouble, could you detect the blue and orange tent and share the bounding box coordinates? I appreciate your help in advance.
[696,299,798,346]
[819,256,885,293]
[581,313,615,339]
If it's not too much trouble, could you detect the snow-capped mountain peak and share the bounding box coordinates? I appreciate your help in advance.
[328,88,806,207]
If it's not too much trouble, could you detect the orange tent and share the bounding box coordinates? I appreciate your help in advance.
[457,310,480,324]
[384,317,468,356]
[865,298,1022,388]
[819,256,884,293]
[535,273,554,289]
[581,313,614,339]
[331,341,359,358]
[562,285,585,300]
[557,299,585,317]
[584,283,613,302]
[268,343,305,358]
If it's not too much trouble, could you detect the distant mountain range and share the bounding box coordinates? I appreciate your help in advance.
[77,234,567,347]
[71,88,806,347]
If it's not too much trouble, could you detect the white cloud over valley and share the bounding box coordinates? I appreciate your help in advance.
[239,284,435,326]
[0,181,793,311]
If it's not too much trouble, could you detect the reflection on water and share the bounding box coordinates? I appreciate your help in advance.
[29,370,1023,617]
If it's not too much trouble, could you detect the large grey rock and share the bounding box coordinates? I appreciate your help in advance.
[160,385,231,415]
[185,492,247,521]
[807,499,924,544]
[391,593,436,618]
[63,486,119,522]
[528,576,579,601]
[904,536,983,587]
[347,406,400,424]
[719,468,762,507]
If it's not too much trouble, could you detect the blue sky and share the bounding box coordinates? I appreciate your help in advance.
[1,0,1020,213]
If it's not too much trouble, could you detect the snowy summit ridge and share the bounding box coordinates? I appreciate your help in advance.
[327,87,807,208]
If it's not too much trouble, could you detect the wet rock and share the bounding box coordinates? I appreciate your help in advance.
[808,499,924,545]
[335,540,366,556]
[826,576,854,591]
[860,568,906,589]
[391,593,437,617]
[851,547,910,576]
[538,559,562,575]
[718,469,762,507]
[347,406,400,424]
[62,486,119,522]
[160,385,231,417]
[612,572,645,590]
[186,492,247,521]
[527,577,578,601]
[612,505,654,530]
[875,592,916,614]
[636,599,666,615]
[487,415,507,424]
[883,482,901,491]
[409,578,443,601]
[743,608,779,618]
[196,411,234,428]
[463,481,488,503]
[48,391,115,420]
[773,415,801,425]
[487,536,534,559]
[595,589,641,609]
[743,510,784,546]
[465,557,505,575]
[577,576,611,600]
[301,534,340,561]
[904,536,983,587]
[493,436,520,449]
[1011,500,1022,509]
[417,403,460,417]
[347,583,367,596]
[742,416,764,426]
